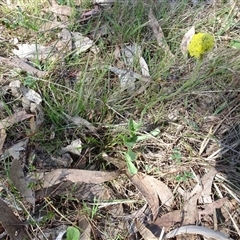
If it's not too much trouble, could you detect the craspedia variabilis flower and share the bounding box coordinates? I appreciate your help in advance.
[187,32,214,59]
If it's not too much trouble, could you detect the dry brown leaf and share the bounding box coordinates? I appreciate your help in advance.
[103,202,124,216]
[0,110,34,130]
[148,10,174,58]
[42,169,120,187]
[79,216,92,240]
[102,152,126,170]
[180,26,195,54]
[199,197,228,215]
[199,169,217,204]
[135,219,158,240]
[182,169,217,225]
[36,180,112,201]
[129,173,159,220]
[182,183,202,225]
[35,181,73,198]
[9,159,35,205]
[149,176,174,207]
[0,56,47,77]
[154,210,182,228]
[0,198,31,240]
[154,198,228,230]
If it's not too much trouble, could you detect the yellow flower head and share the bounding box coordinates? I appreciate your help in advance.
[187,32,214,59]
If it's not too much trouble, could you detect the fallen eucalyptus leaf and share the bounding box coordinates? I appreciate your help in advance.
[0,110,34,130]
[9,159,35,205]
[42,169,120,187]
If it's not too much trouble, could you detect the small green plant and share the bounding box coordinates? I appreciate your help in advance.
[171,148,182,163]
[123,119,141,175]
[42,211,55,224]
[122,119,160,175]
[82,197,99,219]
[124,147,138,175]
[175,171,194,182]
[66,226,80,240]
[122,119,141,175]
[23,76,37,88]
[144,164,158,174]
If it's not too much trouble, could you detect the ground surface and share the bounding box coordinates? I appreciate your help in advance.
[0,0,240,240]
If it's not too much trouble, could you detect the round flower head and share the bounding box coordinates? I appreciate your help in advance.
[187,32,214,59]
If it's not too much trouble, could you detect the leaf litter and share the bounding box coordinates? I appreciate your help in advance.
[9,159,35,205]
[0,0,239,239]
[0,198,31,240]
[42,169,120,187]
[110,43,150,92]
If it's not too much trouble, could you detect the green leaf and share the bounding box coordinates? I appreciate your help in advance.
[136,128,160,142]
[66,226,80,240]
[128,119,141,132]
[230,40,240,49]
[124,149,138,175]
[127,148,137,161]
[123,135,138,148]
